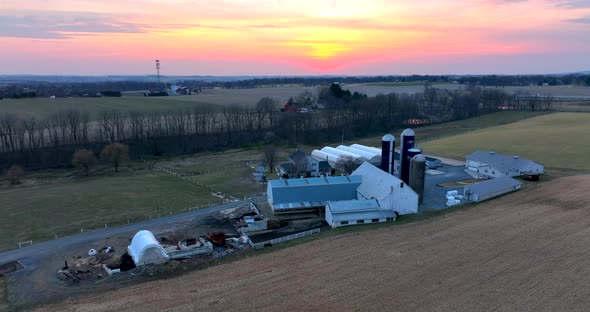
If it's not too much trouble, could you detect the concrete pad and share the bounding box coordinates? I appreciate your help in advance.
[426,169,445,175]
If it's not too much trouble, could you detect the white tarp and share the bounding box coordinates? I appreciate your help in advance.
[127,230,169,266]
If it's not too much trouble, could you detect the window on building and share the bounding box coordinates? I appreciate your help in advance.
[400,182,404,188]
[340,221,349,225]
[357,220,365,224]
[386,217,394,221]
[372,218,379,223]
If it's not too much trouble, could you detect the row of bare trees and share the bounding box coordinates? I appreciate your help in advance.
[0,86,553,170]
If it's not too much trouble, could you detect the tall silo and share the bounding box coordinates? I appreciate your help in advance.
[400,128,416,183]
[409,154,426,204]
[380,134,395,175]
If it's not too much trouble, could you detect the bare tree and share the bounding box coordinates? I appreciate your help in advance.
[292,154,309,178]
[6,165,24,185]
[100,143,129,172]
[295,90,315,108]
[263,145,277,173]
[335,155,359,175]
[72,149,97,176]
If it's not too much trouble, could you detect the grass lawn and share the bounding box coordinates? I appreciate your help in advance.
[0,170,219,252]
[349,111,549,147]
[420,112,590,169]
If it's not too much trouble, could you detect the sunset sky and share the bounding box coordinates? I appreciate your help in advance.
[1,0,590,75]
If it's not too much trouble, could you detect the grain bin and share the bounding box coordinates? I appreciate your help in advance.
[409,154,426,204]
[400,129,416,184]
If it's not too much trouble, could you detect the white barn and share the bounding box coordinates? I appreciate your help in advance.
[352,162,419,215]
[466,150,544,179]
[325,199,395,228]
[127,230,169,266]
[464,176,522,202]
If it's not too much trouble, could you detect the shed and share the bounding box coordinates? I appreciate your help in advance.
[267,176,361,213]
[463,176,522,202]
[325,199,395,228]
[127,230,169,266]
[352,162,419,215]
[465,150,544,179]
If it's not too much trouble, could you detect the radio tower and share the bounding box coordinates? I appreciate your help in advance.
[155,59,161,84]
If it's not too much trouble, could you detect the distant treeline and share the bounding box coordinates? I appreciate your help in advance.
[0,84,556,170]
[1,74,589,99]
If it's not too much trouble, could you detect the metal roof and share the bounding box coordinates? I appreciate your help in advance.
[467,150,543,173]
[465,177,522,195]
[352,162,417,202]
[326,199,380,213]
[329,209,396,222]
[269,176,362,210]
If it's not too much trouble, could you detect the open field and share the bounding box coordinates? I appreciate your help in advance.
[350,111,549,147]
[0,86,318,119]
[0,277,6,312]
[421,112,590,169]
[0,169,220,252]
[35,174,590,312]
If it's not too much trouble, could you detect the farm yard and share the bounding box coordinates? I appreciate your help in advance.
[421,112,590,169]
[34,174,590,312]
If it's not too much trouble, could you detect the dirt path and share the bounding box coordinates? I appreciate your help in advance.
[35,175,590,312]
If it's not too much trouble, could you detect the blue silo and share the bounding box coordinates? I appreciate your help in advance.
[400,129,416,184]
[381,134,395,175]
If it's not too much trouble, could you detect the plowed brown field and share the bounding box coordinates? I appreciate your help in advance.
[36,175,590,312]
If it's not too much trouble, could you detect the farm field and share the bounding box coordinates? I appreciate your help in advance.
[0,169,219,252]
[421,112,590,169]
[350,111,549,147]
[35,174,590,312]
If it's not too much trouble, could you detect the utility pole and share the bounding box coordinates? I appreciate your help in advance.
[155,59,161,85]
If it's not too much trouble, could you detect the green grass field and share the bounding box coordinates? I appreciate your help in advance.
[0,170,219,252]
[0,86,317,119]
[351,111,549,147]
[420,112,590,169]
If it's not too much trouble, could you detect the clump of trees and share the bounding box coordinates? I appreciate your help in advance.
[72,149,96,176]
[100,143,129,172]
[6,165,24,185]
[335,155,360,175]
[263,145,277,173]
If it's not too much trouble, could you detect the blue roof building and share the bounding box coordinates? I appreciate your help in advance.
[267,176,362,213]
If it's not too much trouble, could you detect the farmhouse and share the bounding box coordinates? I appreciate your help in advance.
[277,150,331,178]
[267,176,362,213]
[463,176,522,202]
[325,199,395,228]
[352,162,419,215]
[465,150,544,180]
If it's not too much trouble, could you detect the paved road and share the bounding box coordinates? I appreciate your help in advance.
[0,199,255,264]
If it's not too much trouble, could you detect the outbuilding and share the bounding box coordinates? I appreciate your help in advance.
[127,230,169,267]
[352,162,419,215]
[463,176,522,202]
[466,150,544,180]
[267,176,361,213]
[325,199,395,228]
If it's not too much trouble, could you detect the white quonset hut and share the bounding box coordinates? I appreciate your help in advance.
[463,176,522,202]
[352,162,419,215]
[325,199,395,228]
[466,150,544,179]
[127,230,169,267]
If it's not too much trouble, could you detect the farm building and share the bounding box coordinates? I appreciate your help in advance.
[127,230,169,267]
[463,176,522,202]
[352,162,419,215]
[277,150,331,178]
[267,176,362,213]
[325,199,395,228]
[466,150,544,180]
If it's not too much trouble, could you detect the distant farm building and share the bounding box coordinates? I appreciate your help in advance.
[267,176,362,213]
[466,150,544,180]
[463,177,522,202]
[352,162,419,215]
[277,150,331,178]
[325,199,395,228]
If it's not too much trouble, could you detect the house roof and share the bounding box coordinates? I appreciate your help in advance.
[467,150,543,173]
[352,162,417,201]
[318,160,331,170]
[289,149,307,162]
[465,176,522,195]
[279,163,294,172]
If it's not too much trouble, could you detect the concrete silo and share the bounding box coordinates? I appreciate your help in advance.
[380,134,395,175]
[400,128,416,184]
[409,154,426,204]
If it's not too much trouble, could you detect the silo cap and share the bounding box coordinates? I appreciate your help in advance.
[401,128,415,136]
[412,154,426,162]
[382,134,395,141]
